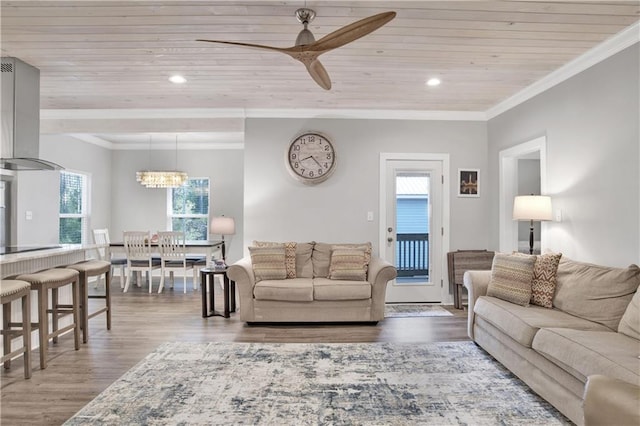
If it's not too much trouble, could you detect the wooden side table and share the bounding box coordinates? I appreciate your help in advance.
[200,267,236,318]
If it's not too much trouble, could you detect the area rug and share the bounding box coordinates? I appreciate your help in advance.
[64,341,569,425]
[385,303,454,317]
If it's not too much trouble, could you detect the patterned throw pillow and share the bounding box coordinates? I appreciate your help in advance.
[487,253,536,306]
[530,253,562,308]
[253,241,297,278]
[328,247,368,281]
[249,246,287,282]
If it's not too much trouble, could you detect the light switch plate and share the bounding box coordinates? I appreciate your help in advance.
[367,211,374,221]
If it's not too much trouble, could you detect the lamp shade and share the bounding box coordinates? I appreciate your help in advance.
[513,195,553,221]
[210,216,235,236]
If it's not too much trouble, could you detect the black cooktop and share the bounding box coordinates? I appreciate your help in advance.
[0,245,62,255]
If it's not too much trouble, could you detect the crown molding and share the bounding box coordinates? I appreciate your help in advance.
[487,21,640,120]
[245,108,487,121]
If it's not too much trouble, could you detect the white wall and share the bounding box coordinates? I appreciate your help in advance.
[244,118,489,257]
[14,134,112,246]
[488,44,640,266]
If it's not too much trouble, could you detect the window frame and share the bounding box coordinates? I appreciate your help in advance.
[166,177,210,241]
[59,170,91,245]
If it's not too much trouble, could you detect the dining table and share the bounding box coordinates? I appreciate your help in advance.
[108,240,223,265]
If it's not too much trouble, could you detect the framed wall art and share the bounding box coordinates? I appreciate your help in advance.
[458,169,479,197]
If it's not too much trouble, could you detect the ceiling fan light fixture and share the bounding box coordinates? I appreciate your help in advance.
[426,78,441,87]
[169,75,187,84]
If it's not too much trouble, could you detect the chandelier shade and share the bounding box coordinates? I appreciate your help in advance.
[136,170,189,188]
[137,134,188,188]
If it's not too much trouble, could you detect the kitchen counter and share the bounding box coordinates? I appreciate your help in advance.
[0,244,100,278]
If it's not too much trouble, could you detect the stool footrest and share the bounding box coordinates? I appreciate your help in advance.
[49,324,77,340]
[87,307,108,320]
[1,329,25,338]
[1,347,28,363]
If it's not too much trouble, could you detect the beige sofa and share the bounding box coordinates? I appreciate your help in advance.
[464,257,640,425]
[227,242,397,323]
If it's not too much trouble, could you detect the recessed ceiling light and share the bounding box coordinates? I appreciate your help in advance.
[426,78,441,87]
[169,75,187,84]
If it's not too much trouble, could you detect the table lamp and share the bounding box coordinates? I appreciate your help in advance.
[210,216,235,264]
[513,195,552,255]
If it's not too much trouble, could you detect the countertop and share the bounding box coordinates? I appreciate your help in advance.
[0,244,101,264]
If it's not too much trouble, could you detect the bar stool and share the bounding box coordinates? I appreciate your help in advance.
[1,280,32,379]
[65,260,112,343]
[16,268,80,370]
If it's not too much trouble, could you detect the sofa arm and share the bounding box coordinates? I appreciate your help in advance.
[463,270,491,340]
[583,375,640,426]
[368,257,398,320]
[227,257,256,320]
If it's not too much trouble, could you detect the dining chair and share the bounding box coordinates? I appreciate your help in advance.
[123,231,161,293]
[157,231,196,293]
[92,228,127,289]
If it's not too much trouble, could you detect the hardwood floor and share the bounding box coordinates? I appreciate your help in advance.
[1,277,469,425]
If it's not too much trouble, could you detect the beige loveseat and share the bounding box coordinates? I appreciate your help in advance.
[227,242,397,323]
[464,256,640,425]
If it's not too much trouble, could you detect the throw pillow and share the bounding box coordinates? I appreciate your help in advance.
[313,242,372,278]
[252,241,297,278]
[328,247,368,281]
[487,253,536,306]
[530,252,562,308]
[248,246,287,282]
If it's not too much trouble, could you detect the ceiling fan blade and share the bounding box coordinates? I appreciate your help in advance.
[306,60,332,90]
[196,39,293,54]
[309,11,396,53]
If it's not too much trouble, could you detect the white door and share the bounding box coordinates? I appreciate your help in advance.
[382,159,444,303]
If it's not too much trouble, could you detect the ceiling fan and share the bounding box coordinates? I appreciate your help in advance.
[197,9,396,90]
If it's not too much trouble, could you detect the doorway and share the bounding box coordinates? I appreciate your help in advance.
[380,154,449,303]
[499,136,547,253]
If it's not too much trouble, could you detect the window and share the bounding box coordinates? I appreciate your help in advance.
[168,178,210,241]
[59,171,89,244]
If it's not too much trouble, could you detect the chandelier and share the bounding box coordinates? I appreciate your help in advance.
[136,135,188,188]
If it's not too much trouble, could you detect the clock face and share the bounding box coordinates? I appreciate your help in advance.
[287,132,336,184]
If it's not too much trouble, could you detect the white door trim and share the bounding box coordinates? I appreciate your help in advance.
[498,136,548,253]
[379,153,451,303]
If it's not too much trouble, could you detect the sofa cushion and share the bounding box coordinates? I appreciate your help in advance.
[295,242,315,278]
[618,290,640,340]
[486,253,535,306]
[248,246,287,282]
[313,278,372,301]
[474,296,611,348]
[554,258,640,330]
[532,328,640,385]
[328,247,368,281]
[253,278,313,302]
[530,252,562,308]
[313,242,372,278]
[253,241,297,278]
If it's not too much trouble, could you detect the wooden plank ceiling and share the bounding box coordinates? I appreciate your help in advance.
[1,1,638,113]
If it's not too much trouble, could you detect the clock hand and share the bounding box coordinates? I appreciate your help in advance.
[300,155,313,162]
[311,156,323,168]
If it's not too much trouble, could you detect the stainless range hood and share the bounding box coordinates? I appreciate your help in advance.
[1,57,63,171]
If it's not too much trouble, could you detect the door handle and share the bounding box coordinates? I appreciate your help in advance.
[387,237,393,243]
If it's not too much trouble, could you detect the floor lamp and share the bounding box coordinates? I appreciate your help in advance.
[513,195,552,255]
[210,216,235,264]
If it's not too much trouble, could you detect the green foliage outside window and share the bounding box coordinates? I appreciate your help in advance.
[170,178,209,241]
[59,172,85,244]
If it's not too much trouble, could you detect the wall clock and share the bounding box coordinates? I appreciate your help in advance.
[286,132,336,185]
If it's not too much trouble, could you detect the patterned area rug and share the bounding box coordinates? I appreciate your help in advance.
[385,303,454,317]
[64,342,570,425]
